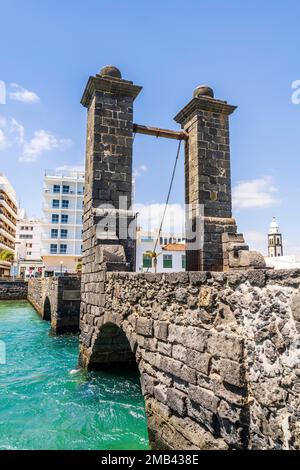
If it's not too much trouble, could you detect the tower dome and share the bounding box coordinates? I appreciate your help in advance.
[269,216,279,234]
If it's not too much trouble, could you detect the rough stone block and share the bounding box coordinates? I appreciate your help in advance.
[167,388,187,416]
[184,326,208,352]
[136,317,153,336]
[213,358,245,387]
[207,332,243,362]
[189,385,219,413]
[154,321,169,341]
[186,350,211,375]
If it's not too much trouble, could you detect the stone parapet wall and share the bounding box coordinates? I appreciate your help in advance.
[0,281,28,300]
[28,276,81,334]
[79,268,300,450]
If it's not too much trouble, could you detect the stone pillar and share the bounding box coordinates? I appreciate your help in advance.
[81,65,142,273]
[174,85,238,271]
[79,66,141,364]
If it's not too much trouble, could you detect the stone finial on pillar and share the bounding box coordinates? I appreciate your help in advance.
[81,66,142,272]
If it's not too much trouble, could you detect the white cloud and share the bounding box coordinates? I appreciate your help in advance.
[133,164,148,178]
[8,83,40,104]
[10,118,25,144]
[233,176,280,210]
[0,116,23,149]
[20,130,72,163]
[0,115,72,162]
[135,203,185,234]
[244,230,267,254]
[0,128,8,149]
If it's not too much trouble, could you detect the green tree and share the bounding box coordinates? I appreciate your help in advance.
[144,250,162,273]
[0,250,14,262]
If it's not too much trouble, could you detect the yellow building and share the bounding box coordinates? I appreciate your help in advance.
[0,173,17,277]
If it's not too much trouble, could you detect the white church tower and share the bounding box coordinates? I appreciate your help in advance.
[268,217,283,257]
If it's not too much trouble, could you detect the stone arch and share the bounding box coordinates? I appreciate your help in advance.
[88,322,137,371]
[43,296,52,321]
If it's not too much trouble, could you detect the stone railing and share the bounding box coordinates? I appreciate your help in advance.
[0,280,28,300]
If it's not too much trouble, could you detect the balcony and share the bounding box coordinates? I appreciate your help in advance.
[44,189,84,197]
[0,192,18,214]
[0,228,15,243]
[44,169,85,180]
[42,203,83,212]
[0,199,18,221]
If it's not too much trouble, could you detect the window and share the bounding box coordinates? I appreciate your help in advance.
[61,214,68,224]
[61,229,68,239]
[20,234,33,239]
[52,199,59,208]
[143,253,152,268]
[163,254,172,269]
[50,244,57,254]
[26,243,33,248]
[160,237,163,245]
[182,255,186,269]
[62,185,70,194]
[53,185,60,193]
[60,244,67,254]
[62,200,69,209]
[81,245,83,253]
[52,214,59,224]
[27,251,32,256]
[51,229,58,238]
[141,236,154,242]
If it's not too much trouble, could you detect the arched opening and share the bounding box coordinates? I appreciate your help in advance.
[88,322,137,371]
[43,296,51,321]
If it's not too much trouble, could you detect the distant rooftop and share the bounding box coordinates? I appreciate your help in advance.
[162,243,186,252]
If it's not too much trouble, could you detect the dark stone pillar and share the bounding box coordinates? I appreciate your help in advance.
[174,86,238,271]
[81,65,142,273]
[79,66,142,364]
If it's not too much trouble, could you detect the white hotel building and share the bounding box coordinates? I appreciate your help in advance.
[41,170,84,276]
[15,209,43,278]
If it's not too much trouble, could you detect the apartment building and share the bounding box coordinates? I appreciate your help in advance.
[136,228,186,273]
[41,169,84,276]
[0,173,17,277]
[15,209,43,278]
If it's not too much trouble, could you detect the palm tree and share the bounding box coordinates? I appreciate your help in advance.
[76,261,82,274]
[144,250,162,273]
[0,250,14,262]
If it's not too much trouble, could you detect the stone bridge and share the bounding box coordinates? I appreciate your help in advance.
[79,268,300,450]
[76,64,300,450]
[28,276,81,334]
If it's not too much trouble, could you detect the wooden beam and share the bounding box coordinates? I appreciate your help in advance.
[133,123,188,141]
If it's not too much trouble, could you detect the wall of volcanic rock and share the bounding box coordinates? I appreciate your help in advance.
[79,268,300,450]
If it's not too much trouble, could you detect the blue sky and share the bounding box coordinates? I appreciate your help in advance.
[0,0,300,256]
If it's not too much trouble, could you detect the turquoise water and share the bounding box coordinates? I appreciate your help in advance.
[0,301,149,450]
